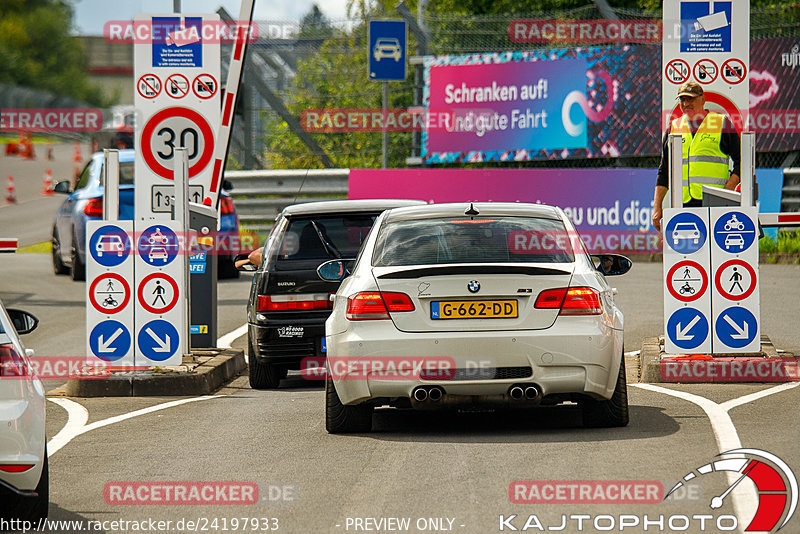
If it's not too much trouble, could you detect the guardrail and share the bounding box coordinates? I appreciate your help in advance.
[224,169,349,232]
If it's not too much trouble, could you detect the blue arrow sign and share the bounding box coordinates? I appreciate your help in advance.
[667,307,709,350]
[137,225,178,266]
[137,319,179,361]
[713,211,756,253]
[89,320,131,361]
[89,225,132,268]
[368,20,407,81]
[715,306,758,349]
[665,212,707,255]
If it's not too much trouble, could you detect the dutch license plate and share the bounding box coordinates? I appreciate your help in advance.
[430,300,518,320]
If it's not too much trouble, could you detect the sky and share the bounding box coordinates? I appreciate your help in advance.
[71,0,351,35]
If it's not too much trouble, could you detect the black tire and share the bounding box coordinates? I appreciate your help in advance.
[247,339,285,389]
[582,354,629,428]
[70,228,85,281]
[325,374,372,434]
[51,227,68,275]
[218,255,240,279]
[1,450,48,521]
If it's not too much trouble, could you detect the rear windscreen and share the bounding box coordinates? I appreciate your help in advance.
[372,216,575,266]
[276,215,378,262]
[99,161,134,185]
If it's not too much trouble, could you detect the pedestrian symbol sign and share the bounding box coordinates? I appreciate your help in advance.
[715,306,758,349]
[137,319,180,362]
[137,272,179,314]
[666,260,708,302]
[89,320,132,362]
[713,211,756,252]
[666,307,710,351]
[89,273,131,314]
[714,259,756,301]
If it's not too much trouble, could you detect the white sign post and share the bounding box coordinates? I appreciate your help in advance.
[662,0,749,129]
[663,207,713,354]
[710,206,760,353]
[133,13,221,221]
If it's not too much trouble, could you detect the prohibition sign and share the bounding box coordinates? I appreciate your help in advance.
[667,260,708,302]
[693,59,718,84]
[140,107,214,179]
[721,59,747,85]
[89,273,131,314]
[165,73,189,98]
[137,272,179,314]
[715,259,757,301]
[192,74,217,99]
[665,59,690,84]
[137,74,161,99]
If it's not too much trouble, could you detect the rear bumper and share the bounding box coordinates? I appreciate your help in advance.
[0,397,46,493]
[327,316,624,405]
[249,318,326,368]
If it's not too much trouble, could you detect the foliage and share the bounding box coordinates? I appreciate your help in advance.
[0,0,105,105]
[759,230,800,254]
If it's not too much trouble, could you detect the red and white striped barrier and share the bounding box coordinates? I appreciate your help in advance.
[0,238,19,253]
[758,212,800,227]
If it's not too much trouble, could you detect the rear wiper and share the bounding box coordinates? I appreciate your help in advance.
[310,221,342,258]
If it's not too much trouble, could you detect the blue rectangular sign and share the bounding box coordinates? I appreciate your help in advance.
[189,262,206,274]
[152,17,203,68]
[368,20,407,81]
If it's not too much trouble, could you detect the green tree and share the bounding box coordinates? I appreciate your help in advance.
[0,0,105,105]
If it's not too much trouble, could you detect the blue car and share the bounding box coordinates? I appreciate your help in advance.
[51,149,240,280]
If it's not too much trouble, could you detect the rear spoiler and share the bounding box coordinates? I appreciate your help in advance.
[376,265,571,279]
[0,238,18,253]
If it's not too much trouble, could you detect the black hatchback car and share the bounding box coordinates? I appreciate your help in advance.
[245,199,426,389]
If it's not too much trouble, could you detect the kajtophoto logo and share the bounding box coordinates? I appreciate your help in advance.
[666,448,798,533]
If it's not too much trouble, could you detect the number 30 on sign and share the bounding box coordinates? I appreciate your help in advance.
[140,107,215,180]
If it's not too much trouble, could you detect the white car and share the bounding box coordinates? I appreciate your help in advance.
[672,222,700,245]
[0,300,47,520]
[318,203,631,433]
[373,38,402,61]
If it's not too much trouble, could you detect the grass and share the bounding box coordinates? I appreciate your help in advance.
[16,242,51,254]
[759,230,800,254]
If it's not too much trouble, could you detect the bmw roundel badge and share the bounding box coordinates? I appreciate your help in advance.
[467,280,480,293]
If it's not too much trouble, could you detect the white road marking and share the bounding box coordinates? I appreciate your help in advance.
[632,383,799,533]
[47,395,223,456]
[45,324,249,454]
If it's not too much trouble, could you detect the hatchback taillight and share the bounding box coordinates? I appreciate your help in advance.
[84,197,103,218]
[0,464,34,473]
[220,196,236,216]
[346,292,415,320]
[0,344,27,377]
[534,287,602,315]
[257,294,332,312]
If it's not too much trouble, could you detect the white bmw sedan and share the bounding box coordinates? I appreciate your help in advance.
[318,202,631,433]
[0,301,47,520]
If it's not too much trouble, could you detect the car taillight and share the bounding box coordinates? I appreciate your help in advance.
[257,294,332,312]
[0,344,28,377]
[84,197,103,218]
[535,287,602,315]
[0,464,34,473]
[220,196,235,216]
[346,292,415,320]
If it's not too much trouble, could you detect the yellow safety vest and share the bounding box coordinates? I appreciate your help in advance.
[671,112,730,203]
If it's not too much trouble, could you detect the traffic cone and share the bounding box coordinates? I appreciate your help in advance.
[23,134,35,160]
[73,141,82,163]
[6,176,17,204]
[41,169,54,196]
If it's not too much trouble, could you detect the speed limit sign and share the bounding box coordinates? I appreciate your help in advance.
[133,13,220,220]
[140,107,214,180]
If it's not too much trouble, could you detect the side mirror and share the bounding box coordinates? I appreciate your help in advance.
[592,254,632,276]
[7,309,39,335]
[317,259,348,281]
[53,181,72,194]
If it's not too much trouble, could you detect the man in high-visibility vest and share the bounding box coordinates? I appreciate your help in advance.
[652,81,740,231]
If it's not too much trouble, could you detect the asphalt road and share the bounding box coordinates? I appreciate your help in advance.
[1,252,799,533]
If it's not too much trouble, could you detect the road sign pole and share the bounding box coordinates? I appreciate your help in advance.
[668,134,683,209]
[382,82,389,169]
[174,148,191,359]
[103,149,119,221]
[740,132,755,207]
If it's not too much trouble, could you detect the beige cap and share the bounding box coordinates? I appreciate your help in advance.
[677,80,704,99]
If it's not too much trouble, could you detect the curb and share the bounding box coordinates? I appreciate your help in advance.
[49,348,246,397]
[639,335,798,383]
